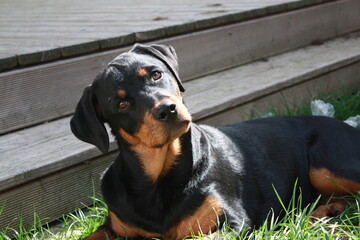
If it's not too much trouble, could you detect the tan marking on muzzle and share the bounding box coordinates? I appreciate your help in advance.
[118,112,167,149]
[136,111,169,147]
[171,95,192,123]
[152,95,192,125]
[118,94,191,182]
[119,128,140,145]
[119,111,183,182]
[131,94,191,148]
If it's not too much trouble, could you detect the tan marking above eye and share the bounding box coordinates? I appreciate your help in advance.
[117,89,127,98]
[137,68,148,77]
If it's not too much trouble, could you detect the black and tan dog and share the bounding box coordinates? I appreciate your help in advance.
[71,44,360,240]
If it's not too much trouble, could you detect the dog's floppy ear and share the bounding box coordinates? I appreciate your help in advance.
[131,43,185,92]
[70,85,109,153]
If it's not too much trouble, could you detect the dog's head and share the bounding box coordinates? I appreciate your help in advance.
[70,44,191,153]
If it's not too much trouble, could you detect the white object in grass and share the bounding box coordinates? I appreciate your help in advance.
[311,99,335,118]
[262,112,274,118]
[344,115,360,128]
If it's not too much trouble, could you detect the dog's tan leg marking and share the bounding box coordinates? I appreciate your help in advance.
[165,196,223,240]
[83,226,116,240]
[106,196,222,240]
[309,167,360,195]
[311,198,347,218]
[109,211,162,239]
[309,167,360,217]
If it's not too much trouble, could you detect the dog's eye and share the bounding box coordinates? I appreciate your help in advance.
[119,100,129,110]
[152,71,162,81]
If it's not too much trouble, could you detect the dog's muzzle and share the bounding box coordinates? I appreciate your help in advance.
[154,99,178,122]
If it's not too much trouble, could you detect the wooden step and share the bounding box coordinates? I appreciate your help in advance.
[0,0,339,72]
[1,0,359,135]
[1,31,360,231]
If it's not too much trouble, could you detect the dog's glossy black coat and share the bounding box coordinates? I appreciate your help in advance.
[70,43,360,239]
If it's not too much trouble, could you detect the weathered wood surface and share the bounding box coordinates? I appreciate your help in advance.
[186,33,360,121]
[0,152,117,235]
[2,0,360,135]
[200,62,360,126]
[0,0,335,71]
[1,32,360,193]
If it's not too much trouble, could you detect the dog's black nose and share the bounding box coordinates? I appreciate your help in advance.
[154,99,177,121]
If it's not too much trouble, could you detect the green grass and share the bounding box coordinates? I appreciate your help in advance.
[0,197,108,240]
[1,88,360,239]
[268,89,360,120]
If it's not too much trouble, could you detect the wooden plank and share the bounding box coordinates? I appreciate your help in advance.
[199,63,360,126]
[0,152,116,233]
[0,55,17,70]
[0,21,184,38]
[0,117,117,193]
[1,0,360,134]
[163,0,360,81]
[1,32,360,193]
[184,34,360,121]
[0,0,336,71]
[0,47,129,135]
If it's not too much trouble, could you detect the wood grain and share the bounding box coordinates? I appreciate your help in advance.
[0,0,335,70]
[1,0,360,134]
[0,152,116,235]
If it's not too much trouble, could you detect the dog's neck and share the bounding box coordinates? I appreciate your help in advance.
[129,138,182,182]
[117,128,182,182]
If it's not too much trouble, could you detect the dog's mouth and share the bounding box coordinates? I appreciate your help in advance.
[119,101,191,148]
[143,96,191,147]
[166,118,191,142]
[164,101,192,135]
[142,105,191,148]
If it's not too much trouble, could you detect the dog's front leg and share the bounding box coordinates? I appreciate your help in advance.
[82,225,117,240]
